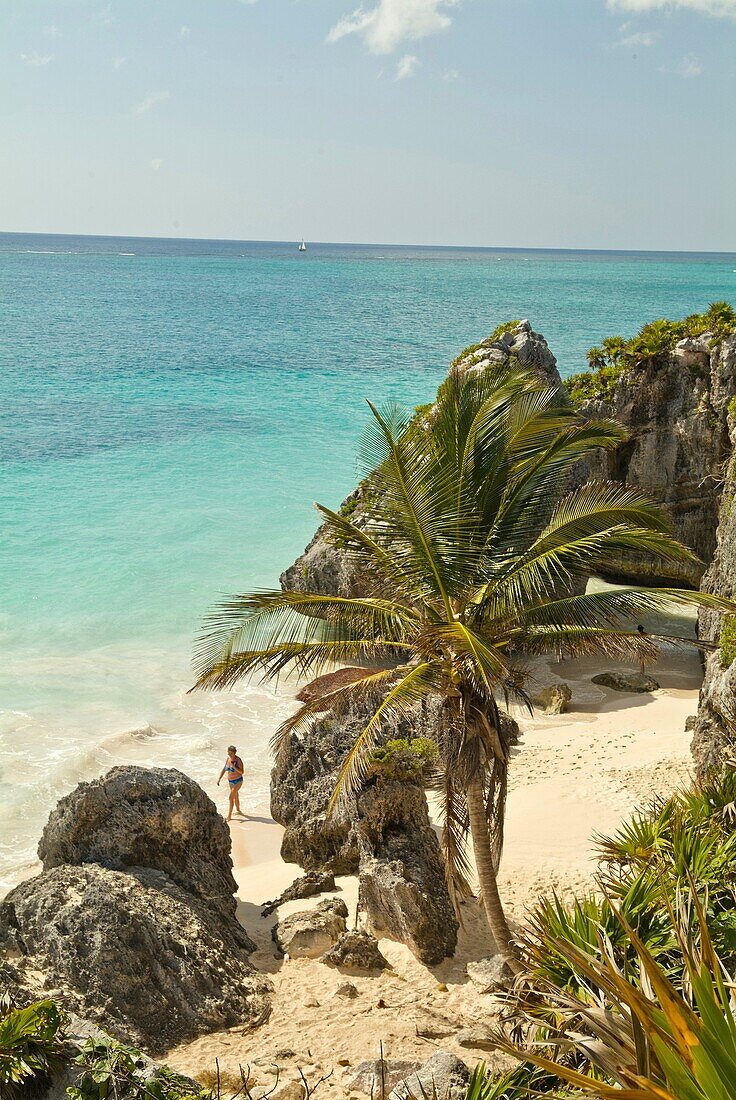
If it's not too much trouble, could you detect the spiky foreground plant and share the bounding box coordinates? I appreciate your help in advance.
[192,362,733,956]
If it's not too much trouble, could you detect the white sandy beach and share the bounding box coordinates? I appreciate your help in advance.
[166,644,700,1095]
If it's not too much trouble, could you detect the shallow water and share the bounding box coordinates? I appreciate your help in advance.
[1,233,735,890]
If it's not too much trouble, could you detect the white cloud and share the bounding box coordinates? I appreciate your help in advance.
[20,52,54,66]
[113,57,126,69]
[43,24,62,38]
[677,53,705,74]
[617,29,659,44]
[609,0,736,17]
[134,91,170,116]
[180,25,191,38]
[150,158,164,171]
[396,53,419,78]
[327,0,457,54]
[659,52,705,74]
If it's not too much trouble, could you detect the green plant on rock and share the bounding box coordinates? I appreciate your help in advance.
[0,996,67,1098]
[719,614,736,668]
[68,1036,209,1100]
[368,736,438,782]
[489,319,521,342]
[192,362,734,959]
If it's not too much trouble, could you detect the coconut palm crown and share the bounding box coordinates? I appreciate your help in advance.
[192,363,733,957]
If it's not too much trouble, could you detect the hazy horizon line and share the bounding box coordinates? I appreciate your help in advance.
[2,228,736,257]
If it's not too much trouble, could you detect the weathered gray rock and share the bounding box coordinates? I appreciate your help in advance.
[466,954,515,993]
[39,766,238,924]
[592,671,660,694]
[333,980,359,999]
[357,781,458,965]
[274,898,348,959]
[261,870,336,917]
[0,864,270,1055]
[321,929,389,972]
[533,682,572,714]
[349,1059,421,1096]
[693,390,736,776]
[576,333,736,585]
[388,1051,470,1100]
[455,1028,497,1051]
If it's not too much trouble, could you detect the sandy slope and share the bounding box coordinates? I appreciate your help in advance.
[166,647,699,1096]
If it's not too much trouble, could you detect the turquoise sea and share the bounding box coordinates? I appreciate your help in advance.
[2,232,735,890]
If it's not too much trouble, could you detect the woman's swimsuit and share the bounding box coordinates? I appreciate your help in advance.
[226,758,243,787]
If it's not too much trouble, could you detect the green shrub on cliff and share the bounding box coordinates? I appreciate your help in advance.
[567,302,736,410]
[369,736,438,782]
[68,1036,208,1099]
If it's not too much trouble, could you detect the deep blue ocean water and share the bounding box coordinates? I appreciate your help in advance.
[1,231,735,887]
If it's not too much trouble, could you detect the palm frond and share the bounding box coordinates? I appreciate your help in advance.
[328,661,440,811]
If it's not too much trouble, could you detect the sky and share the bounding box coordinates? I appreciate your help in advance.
[2,0,735,250]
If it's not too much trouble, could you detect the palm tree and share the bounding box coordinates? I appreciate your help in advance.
[192,363,732,959]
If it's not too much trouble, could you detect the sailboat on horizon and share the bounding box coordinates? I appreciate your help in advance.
[298,238,307,252]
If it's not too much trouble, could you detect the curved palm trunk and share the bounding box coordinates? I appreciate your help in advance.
[466,774,517,962]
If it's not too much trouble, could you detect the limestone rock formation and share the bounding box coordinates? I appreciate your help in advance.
[466,954,515,993]
[261,870,337,917]
[576,333,736,585]
[349,1059,421,1096]
[274,898,348,959]
[39,766,239,925]
[388,1051,470,1100]
[356,781,458,965]
[321,929,389,972]
[533,682,572,714]
[693,406,736,775]
[592,671,660,694]
[0,864,270,1055]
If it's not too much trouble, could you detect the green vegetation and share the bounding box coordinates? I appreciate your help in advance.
[193,362,734,958]
[369,736,438,782]
[488,318,521,342]
[719,614,736,668]
[567,302,736,410]
[728,395,736,421]
[0,997,208,1100]
[450,320,522,369]
[0,997,66,1098]
[68,1036,208,1099]
[472,767,736,1099]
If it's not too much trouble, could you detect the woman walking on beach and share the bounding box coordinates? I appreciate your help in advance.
[217,745,245,821]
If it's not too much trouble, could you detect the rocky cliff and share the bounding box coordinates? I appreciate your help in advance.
[571,332,736,585]
[692,403,736,776]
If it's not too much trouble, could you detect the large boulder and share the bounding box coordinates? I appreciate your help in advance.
[356,781,459,965]
[592,671,660,694]
[39,766,238,923]
[274,898,348,959]
[0,864,270,1055]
